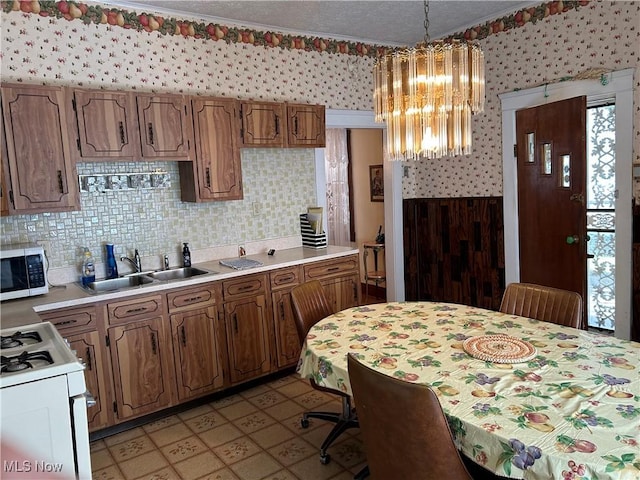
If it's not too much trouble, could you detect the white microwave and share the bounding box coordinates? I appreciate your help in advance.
[0,243,48,301]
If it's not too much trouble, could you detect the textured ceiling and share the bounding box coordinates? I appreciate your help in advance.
[106,1,539,46]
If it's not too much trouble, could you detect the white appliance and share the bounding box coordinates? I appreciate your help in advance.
[0,322,92,479]
[0,243,48,301]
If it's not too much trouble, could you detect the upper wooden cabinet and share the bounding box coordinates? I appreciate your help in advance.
[286,104,326,147]
[180,97,243,202]
[240,101,285,147]
[1,84,79,213]
[70,89,140,160]
[137,94,193,160]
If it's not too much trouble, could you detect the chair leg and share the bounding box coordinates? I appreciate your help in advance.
[354,465,370,480]
[319,416,359,461]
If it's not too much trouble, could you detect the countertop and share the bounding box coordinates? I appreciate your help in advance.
[0,245,359,329]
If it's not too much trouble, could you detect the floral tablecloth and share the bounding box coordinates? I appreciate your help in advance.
[296,302,640,480]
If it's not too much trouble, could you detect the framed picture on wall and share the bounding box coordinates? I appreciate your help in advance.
[369,164,384,202]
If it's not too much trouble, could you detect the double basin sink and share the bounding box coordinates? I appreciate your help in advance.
[85,267,215,293]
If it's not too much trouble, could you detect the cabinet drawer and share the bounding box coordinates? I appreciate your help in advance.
[107,295,163,324]
[40,306,98,334]
[167,284,217,312]
[270,266,301,290]
[223,274,267,300]
[304,256,359,280]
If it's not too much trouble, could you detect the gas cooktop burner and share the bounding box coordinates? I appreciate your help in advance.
[0,331,43,349]
[1,351,54,373]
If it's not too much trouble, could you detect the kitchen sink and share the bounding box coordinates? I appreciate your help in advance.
[147,267,213,281]
[86,274,155,292]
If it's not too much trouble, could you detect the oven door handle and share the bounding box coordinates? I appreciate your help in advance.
[85,391,97,408]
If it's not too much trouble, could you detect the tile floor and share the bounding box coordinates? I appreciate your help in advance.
[90,373,367,480]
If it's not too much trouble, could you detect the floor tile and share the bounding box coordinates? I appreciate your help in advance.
[263,400,305,421]
[288,455,344,480]
[118,450,169,480]
[178,403,214,420]
[292,390,334,409]
[261,471,299,480]
[212,437,262,465]
[92,464,126,480]
[217,400,259,421]
[198,422,245,449]
[138,466,182,480]
[173,451,226,480]
[328,437,366,469]
[91,447,116,471]
[267,437,316,467]
[268,375,299,388]
[239,383,274,399]
[275,381,315,399]
[209,393,244,409]
[103,427,146,447]
[143,414,183,433]
[245,390,288,409]
[195,467,241,480]
[233,411,277,434]
[161,435,209,463]
[148,422,194,447]
[108,434,156,462]
[229,452,283,480]
[250,423,297,449]
[184,410,229,434]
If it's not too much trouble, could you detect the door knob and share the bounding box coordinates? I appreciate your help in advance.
[566,235,579,245]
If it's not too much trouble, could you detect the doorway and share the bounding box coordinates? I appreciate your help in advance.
[500,69,633,339]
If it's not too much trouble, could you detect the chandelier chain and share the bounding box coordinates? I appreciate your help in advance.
[423,0,430,44]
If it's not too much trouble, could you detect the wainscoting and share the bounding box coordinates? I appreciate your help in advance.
[403,197,505,310]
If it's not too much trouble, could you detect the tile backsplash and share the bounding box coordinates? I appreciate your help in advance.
[0,148,317,273]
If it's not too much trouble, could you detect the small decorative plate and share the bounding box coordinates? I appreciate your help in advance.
[463,334,537,363]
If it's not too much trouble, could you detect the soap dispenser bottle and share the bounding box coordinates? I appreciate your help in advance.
[105,243,118,279]
[81,247,95,287]
[182,243,191,267]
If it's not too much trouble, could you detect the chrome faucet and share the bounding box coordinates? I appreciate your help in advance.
[163,254,170,270]
[120,249,142,273]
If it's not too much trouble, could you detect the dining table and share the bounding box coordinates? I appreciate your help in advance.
[296,302,640,480]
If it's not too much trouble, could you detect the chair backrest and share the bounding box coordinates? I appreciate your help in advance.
[499,282,584,329]
[290,280,334,343]
[347,354,473,480]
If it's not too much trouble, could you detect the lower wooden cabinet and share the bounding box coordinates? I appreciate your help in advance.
[270,266,303,369]
[304,254,361,312]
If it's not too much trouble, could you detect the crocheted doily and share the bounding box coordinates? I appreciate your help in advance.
[463,334,537,364]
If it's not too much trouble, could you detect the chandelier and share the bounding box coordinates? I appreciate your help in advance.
[373,0,485,161]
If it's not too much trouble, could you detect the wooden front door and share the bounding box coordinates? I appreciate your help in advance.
[515,96,587,297]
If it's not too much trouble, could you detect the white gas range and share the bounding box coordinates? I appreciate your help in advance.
[0,321,92,479]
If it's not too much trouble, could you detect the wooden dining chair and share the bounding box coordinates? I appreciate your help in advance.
[347,354,473,480]
[499,282,584,329]
[290,280,359,465]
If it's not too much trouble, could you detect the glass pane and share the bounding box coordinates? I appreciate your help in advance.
[542,143,552,174]
[527,133,535,163]
[586,231,615,330]
[561,154,571,187]
[586,105,615,209]
[586,211,615,230]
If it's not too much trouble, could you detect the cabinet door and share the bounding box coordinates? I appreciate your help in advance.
[271,289,301,369]
[183,98,242,201]
[240,102,285,147]
[108,317,175,420]
[170,306,226,401]
[66,331,111,431]
[224,294,272,384]
[320,274,360,312]
[286,104,325,147]
[1,117,11,216]
[1,84,78,213]
[137,94,192,160]
[71,89,139,160]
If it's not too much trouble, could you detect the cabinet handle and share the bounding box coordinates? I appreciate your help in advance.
[125,306,147,315]
[275,115,280,135]
[205,167,211,187]
[150,332,157,354]
[184,296,202,304]
[233,314,238,333]
[293,117,298,135]
[118,121,125,145]
[279,303,285,321]
[57,170,65,193]
[55,319,78,327]
[353,282,358,301]
[327,266,340,272]
[181,326,187,346]
[85,347,93,371]
[238,285,253,292]
[148,122,155,145]
[280,274,294,283]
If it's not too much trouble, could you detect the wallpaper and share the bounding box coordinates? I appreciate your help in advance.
[0,0,638,275]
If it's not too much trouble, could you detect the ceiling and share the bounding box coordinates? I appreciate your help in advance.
[105,1,539,46]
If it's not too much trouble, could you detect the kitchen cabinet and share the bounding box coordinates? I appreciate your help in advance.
[106,295,176,421]
[270,266,303,369]
[222,274,274,384]
[136,93,193,160]
[304,254,361,311]
[40,305,111,432]
[167,284,227,401]
[1,84,78,213]
[1,116,10,216]
[180,97,242,201]
[286,104,326,147]
[240,101,285,147]
[70,89,140,161]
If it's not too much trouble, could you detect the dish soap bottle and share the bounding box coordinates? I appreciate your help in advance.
[105,243,118,279]
[182,242,191,267]
[81,247,95,287]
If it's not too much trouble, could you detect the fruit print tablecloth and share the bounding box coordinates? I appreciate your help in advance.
[296,302,640,480]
